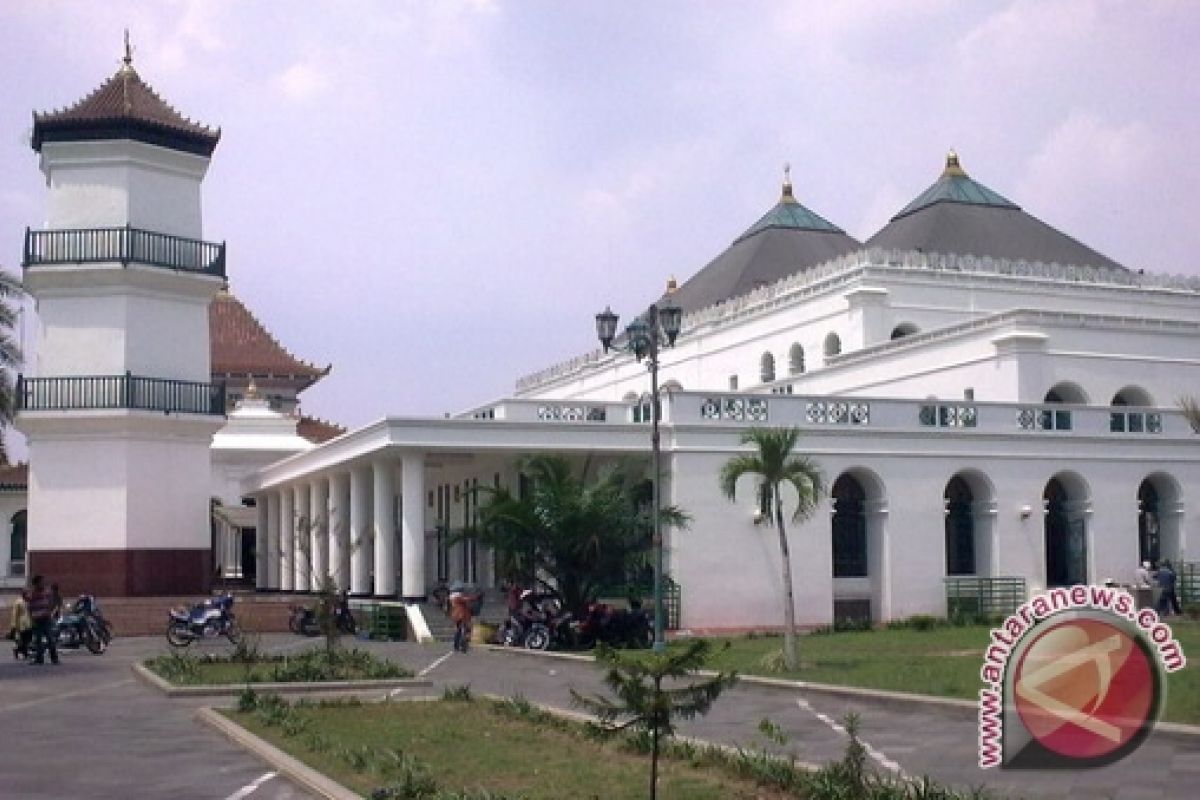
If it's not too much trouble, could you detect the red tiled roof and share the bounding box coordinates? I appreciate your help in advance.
[0,462,28,490]
[32,65,220,156]
[210,290,329,387]
[297,416,346,444]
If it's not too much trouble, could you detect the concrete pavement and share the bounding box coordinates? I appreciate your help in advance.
[2,634,1197,799]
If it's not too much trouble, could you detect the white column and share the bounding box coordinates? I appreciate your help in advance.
[310,477,330,588]
[266,491,281,590]
[294,483,311,592]
[330,472,351,592]
[373,459,396,597]
[256,498,269,590]
[350,465,372,596]
[280,487,295,591]
[401,451,426,600]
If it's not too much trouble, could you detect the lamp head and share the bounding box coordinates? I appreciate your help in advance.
[659,299,682,347]
[595,306,618,352]
[626,317,650,361]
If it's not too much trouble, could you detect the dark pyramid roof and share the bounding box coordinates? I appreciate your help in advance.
[868,152,1125,271]
[666,172,861,314]
[32,53,220,157]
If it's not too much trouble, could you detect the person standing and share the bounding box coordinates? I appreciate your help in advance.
[1157,561,1183,617]
[27,575,59,665]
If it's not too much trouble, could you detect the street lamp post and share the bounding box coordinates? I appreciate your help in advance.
[595,297,682,652]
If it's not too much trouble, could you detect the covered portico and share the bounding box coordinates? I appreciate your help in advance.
[240,400,648,599]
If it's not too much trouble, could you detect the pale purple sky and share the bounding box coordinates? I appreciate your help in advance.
[2,1,1198,458]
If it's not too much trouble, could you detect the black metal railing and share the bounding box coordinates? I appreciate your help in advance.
[598,576,681,630]
[1180,562,1200,604]
[16,374,226,416]
[945,576,1027,619]
[23,226,226,278]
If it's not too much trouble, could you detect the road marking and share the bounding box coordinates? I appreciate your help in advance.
[419,651,454,676]
[796,698,907,778]
[0,678,135,714]
[224,771,277,800]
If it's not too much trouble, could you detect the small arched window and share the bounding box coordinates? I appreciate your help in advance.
[788,343,805,375]
[760,352,776,384]
[10,510,27,577]
[824,332,842,359]
[891,322,919,340]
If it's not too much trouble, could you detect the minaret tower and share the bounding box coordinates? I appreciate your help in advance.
[17,39,227,595]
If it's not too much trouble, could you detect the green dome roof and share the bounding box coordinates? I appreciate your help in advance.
[891,151,1018,221]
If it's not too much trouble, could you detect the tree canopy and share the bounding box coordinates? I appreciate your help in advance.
[468,454,688,615]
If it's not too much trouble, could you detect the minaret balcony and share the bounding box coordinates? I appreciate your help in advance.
[16,374,226,416]
[23,226,225,278]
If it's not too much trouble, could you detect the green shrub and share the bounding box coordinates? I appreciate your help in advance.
[886,615,947,632]
[442,684,473,702]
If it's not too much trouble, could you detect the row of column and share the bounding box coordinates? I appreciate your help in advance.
[253,452,426,598]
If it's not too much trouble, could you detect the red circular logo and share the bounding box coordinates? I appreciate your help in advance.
[1013,617,1157,760]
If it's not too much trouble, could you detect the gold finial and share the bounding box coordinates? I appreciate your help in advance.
[246,379,260,400]
[781,162,795,202]
[943,149,966,177]
[665,275,678,294]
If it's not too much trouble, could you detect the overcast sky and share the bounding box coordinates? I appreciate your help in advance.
[2,1,1198,458]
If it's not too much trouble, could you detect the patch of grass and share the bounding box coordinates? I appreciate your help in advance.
[229,694,991,799]
[145,647,412,685]
[230,696,786,799]
[699,620,1200,725]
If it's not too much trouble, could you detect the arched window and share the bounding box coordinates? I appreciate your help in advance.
[788,343,805,375]
[1043,382,1087,404]
[10,510,27,578]
[944,477,975,576]
[1111,387,1153,407]
[891,323,919,340]
[1138,480,1160,565]
[831,475,867,577]
[759,352,776,384]
[824,332,842,359]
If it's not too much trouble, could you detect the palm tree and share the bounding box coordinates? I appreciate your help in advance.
[719,427,824,670]
[0,269,23,465]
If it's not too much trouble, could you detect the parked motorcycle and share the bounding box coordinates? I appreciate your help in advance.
[573,600,653,650]
[166,593,240,647]
[289,593,357,637]
[55,595,108,654]
[75,594,114,646]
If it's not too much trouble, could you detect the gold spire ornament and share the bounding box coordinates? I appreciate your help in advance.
[781,162,796,202]
[666,275,678,294]
[943,149,966,177]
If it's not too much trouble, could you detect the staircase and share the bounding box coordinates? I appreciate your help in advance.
[420,590,508,643]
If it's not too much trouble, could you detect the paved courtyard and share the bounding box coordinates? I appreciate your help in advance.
[0,634,1196,799]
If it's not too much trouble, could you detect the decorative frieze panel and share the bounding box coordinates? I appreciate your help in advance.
[1017,407,1072,431]
[919,404,978,428]
[536,405,607,422]
[700,397,768,422]
[806,400,870,425]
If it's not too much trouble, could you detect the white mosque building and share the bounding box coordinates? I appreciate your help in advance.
[9,57,1200,630]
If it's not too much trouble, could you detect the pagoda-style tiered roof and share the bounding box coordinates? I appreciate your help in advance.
[867,151,1125,271]
[297,415,348,444]
[664,168,861,314]
[32,46,219,156]
[210,290,330,391]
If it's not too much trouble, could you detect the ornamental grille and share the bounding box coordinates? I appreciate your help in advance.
[700,397,768,422]
[806,400,870,425]
[536,405,607,422]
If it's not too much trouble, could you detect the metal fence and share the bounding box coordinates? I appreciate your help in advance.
[945,576,1027,618]
[24,226,226,278]
[17,373,226,416]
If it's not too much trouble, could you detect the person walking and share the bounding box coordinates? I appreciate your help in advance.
[8,592,33,659]
[27,575,59,665]
[1157,561,1183,617]
[449,583,481,653]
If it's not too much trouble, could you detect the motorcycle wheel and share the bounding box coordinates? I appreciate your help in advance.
[524,623,551,651]
[224,619,242,644]
[166,622,192,648]
[84,621,106,655]
[501,621,523,647]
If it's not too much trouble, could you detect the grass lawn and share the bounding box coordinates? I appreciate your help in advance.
[229,697,796,799]
[696,620,1200,725]
[146,646,411,685]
